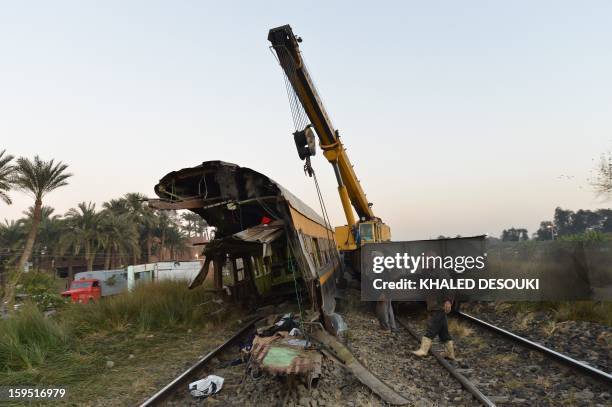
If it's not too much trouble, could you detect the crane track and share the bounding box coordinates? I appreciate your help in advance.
[139,317,261,407]
[456,311,612,385]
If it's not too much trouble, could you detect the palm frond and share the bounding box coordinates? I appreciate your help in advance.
[0,149,15,204]
[12,155,72,199]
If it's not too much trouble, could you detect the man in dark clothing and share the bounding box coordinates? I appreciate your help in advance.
[375,293,397,332]
[411,269,456,359]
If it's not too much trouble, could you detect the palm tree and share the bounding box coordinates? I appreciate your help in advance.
[99,207,139,269]
[164,225,190,260]
[181,212,199,237]
[12,156,72,272]
[0,219,25,262]
[61,202,101,271]
[0,219,24,288]
[102,198,129,214]
[195,217,209,240]
[22,206,62,272]
[124,193,156,263]
[0,150,14,204]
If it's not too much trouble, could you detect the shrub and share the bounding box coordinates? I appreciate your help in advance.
[16,271,65,310]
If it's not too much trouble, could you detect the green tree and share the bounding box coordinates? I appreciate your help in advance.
[22,206,62,272]
[534,221,555,241]
[61,202,101,272]
[554,207,574,236]
[12,156,72,272]
[4,156,71,309]
[195,217,209,240]
[0,149,14,204]
[99,206,139,270]
[155,211,172,261]
[181,212,199,237]
[501,228,528,242]
[124,193,156,263]
[164,225,190,260]
[0,219,25,264]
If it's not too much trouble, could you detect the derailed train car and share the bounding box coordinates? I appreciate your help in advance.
[149,161,345,333]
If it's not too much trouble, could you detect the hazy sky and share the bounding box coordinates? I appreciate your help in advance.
[1,1,610,240]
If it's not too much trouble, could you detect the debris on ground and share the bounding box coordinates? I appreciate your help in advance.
[188,374,224,398]
[249,313,322,387]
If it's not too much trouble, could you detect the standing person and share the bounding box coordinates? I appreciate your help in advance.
[411,296,455,359]
[411,249,456,359]
[376,293,397,332]
[369,250,397,332]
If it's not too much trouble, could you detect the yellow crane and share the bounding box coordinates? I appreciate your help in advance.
[268,24,391,257]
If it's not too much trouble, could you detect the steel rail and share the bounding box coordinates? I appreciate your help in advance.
[456,311,612,384]
[139,317,261,407]
[396,318,496,407]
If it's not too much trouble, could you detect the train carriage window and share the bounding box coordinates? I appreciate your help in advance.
[249,257,259,277]
[254,256,263,276]
[253,257,259,277]
[235,258,245,281]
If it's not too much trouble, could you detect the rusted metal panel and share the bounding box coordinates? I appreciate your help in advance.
[147,198,205,210]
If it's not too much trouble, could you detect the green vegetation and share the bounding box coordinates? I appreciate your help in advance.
[17,271,65,310]
[0,281,236,403]
[500,207,612,241]
[0,149,13,205]
[0,303,69,372]
[558,230,610,242]
[63,280,224,333]
[1,193,198,276]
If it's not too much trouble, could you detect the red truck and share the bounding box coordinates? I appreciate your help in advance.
[61,279,101,303]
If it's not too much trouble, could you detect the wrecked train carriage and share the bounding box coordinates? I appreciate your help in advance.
[150,161,343,328]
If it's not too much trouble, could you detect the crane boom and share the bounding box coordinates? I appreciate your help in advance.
[269,24,390,251]
[268,25,374,224]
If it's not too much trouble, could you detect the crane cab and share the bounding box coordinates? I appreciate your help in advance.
[335,221,391,251]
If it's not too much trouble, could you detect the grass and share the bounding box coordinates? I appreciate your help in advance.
[448,319,473,338]
[551,301,612,325]
[0,303,70,372]
[0,280,241,405]
[62,280,224,333]
[503,301,612,326]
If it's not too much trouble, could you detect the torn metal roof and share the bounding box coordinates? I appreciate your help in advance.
[152,161,328,236]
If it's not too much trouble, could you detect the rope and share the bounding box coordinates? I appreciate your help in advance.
[305,160,343,273]
[274,45,310,132]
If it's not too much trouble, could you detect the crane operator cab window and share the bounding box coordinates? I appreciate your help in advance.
[359,223,374,243]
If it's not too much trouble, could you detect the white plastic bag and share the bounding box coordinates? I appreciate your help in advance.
[189,374,224,398]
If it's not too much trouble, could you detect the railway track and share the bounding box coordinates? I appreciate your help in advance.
[396,306,612,406]
[456,311,612,385]
[139,317,261,407]
[395,318,495,406]
[139,307,610,406]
